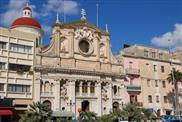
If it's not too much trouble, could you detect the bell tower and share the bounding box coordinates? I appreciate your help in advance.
[23,3,32,18]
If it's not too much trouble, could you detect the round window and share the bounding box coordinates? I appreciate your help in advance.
[79,39,90,53]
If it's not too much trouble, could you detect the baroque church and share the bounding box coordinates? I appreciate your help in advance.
[34,8,126,117]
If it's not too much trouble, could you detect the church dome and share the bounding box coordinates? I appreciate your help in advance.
[11,17,41,29]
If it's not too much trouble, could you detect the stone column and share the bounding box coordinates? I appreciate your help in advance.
[79,81,82,96]
[107,82,113,114]
[96,82,102,116]
[88,82,90,96]
[54,79,60,111]
[67,80,76,115]
[34,77,41,102]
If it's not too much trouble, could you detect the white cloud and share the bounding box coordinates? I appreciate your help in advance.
[0,0,38,27]
[42,0,79,17]
[151,23,182,49]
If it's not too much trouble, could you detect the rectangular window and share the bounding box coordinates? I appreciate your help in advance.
[144,50,149,57]
[156,96,160,103]
[10,43,32,54]
[7,84,30,93]
[148,95,152,103]
[0,83,4,91]
[159,53,163,59]
[0,62,5,70]
[162,81,166,88]
[164,96,168,103]
[153,65,157,72]
[161,66,165,73]
[147,80,150,87]
[155,80,159,87]
[152,52,156,58]
[0,41,6,49]
[9,64,31,72]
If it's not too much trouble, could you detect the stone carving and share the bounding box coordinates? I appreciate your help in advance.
[61,85,67,100]
[74,27,94,41]
[102,87,108,101]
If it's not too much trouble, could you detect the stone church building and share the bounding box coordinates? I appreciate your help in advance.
[34,10,126,117]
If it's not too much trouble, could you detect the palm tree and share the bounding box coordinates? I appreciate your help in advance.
[167,69,182,115]
[78,111,98,122]
[20,102,52,122]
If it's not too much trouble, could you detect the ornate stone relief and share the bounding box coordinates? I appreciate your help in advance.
[74,27,94,56]
[60,85,68,100]
[102,86,108,101]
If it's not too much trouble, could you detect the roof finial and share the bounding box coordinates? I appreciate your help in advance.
[26,2,29,7]
[81,8,86,20]
[106,24,109,32]
[56,13,60,23]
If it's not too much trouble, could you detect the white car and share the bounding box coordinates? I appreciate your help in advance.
[118,117,128,122]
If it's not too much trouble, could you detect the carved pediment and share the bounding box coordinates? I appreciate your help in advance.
[62,20,109,36]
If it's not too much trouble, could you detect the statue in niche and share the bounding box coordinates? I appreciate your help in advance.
[102,87,108,101]
[60,85,67,100]
[100,43,105,58]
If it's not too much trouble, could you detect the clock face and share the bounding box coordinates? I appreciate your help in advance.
[74,27,94,56]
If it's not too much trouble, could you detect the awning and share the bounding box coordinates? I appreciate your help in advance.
[0,110,13,115]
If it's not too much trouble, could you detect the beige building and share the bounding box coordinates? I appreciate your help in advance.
[33,10,126,118]
[120,44,182,116]
[0,5,43,116]
[0,27,36,114]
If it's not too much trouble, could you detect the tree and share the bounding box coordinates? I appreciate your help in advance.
[78,111,98,122]
[20,102,52,122]
[167,69,182,115]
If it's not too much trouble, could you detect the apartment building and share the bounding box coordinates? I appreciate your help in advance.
[0,27,36,115]
[120,44,182,116]
[0,4,43,117]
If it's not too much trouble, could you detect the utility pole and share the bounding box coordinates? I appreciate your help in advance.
[96,4,99,27]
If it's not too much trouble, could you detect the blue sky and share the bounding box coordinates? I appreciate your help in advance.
[0,0,182,53]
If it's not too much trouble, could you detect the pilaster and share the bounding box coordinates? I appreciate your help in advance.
[96,82,102,116]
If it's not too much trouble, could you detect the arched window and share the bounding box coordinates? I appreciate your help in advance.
[36,38,39,47]
[43,100,51,110]
[44,81,50,93]
[50,83,53,93]
[75,81,80,93]
[90,82,95,93]
[113,85,117,95]
[82,82,88,93]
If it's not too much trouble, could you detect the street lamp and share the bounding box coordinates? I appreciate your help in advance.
[67,99,76,120]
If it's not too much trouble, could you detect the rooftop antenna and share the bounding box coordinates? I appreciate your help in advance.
[63,0,66,23]
[96,4,99,27]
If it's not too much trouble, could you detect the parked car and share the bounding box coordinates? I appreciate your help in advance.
[118,117,128,122]
[161,115,175,122]
[161,115,182,122]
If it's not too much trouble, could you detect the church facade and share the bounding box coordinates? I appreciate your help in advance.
[33,12,127,117]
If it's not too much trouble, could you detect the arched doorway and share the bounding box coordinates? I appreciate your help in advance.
[81,100,89,111]
[113,102,119,112]
[43,100,52,110]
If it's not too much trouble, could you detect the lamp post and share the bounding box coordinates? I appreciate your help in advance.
[67,99,76,120]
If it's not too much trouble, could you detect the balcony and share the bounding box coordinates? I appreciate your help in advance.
[127,86,141,92]
[135,102,143,107]
[125,68,140,76]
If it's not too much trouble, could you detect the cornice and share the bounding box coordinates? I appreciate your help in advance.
[34,65,124,78]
